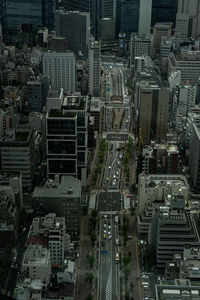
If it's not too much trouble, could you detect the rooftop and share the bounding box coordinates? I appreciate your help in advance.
[62,96,87,111]
[48,109,76,118]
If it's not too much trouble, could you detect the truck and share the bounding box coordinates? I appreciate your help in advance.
[115,215,119,224]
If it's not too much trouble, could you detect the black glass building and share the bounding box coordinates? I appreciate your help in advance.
[152,0,178,26]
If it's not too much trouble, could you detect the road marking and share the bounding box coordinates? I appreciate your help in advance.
[105,269,112,300]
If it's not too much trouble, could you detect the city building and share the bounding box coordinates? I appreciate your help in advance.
[48,36,68,52]
[168,50,200,84]
[119,0,140,35]
[43,51,75,93]
[130,35,151,66]
[88,40,101,97]
[160,37,179,72]
[6,0,57,33]
[138,0,152,36]
[155,279,200,300]
[98,18,116,42]
[27,76,49,113]
[141,143,179,175]
[98,0,116,19]
[151,0,178,27]
[175,0,200,39]
[28,213,70,268]
[62,0,97,37]
[138,85,169,145]
[33,177,81,236]
[46,88,64,111]
[188,122,200,189]
[46,95,88,185]
[137,173,189,236]
[0,128,35,189]
[89,97,101,133]
[152,22,173,55]
[21,242,51,290]
[55,9,90,57]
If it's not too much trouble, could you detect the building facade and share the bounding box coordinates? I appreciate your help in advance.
[46,95,88,185]
[0,128,35,189]
[33,178,81,236]
[88,40,101,97]
[138,0,152,36]
[43,51,75,93]
[151,0,178,27]
[130,34,151,66]
[27,76,49,113]
[138,86,169,145]
[55,9,90,57]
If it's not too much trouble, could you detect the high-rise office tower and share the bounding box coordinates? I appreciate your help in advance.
[138,86,169,145]
[62,0,98,37]
[138,0,152,36]
[6,0,58,33]
[88,40,101,96]
[46,95,88,186]
[175,0,200,39]
[0,0,6,33]
[55,10,90,57]
[152,0,178,27]
[43,52,75,93]
[119,0,140,35]
[98,0,116,19]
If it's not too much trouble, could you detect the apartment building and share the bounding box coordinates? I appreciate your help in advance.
[43,51,75,93]
[21,242,51,290]
[28,213,70,267]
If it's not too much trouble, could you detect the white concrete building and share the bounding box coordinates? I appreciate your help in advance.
[168,50,200,84]
[21,243,51,290]
[138,0,152,36]
[168,71,181,91]
[43,51,75,93]
[137,173,189,235]
[88,40,101,97]
[46,88,64,111]
[28,213,70,268]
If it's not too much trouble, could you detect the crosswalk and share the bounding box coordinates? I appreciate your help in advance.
[105,269,112,300]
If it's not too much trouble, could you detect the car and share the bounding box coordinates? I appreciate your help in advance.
[108,231,111,235]
[108,166,111,169]
[119,155,122,159]
[104,230,107,234]
[113,175,116,179]
[103,234,106,239]
[116,171,119,175]
[101,241,105,246]
[108,235,112,239]
[108,225,111,229]
[104,214,107,219]
[104,224,107,228]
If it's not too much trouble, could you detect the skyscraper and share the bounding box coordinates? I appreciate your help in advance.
[62,0,98,36]
[6,0,57,33]
[152,0,178,27]
[138,0,152,36]
[88,40,101,96]
[119,0,140,35]
[43,52,75,93]
[55,10,90,57]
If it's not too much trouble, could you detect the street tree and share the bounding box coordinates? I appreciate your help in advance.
[123,254,131,266]
[85,272,94,288]
[87,254,95,268]
[123,266,131,281]
[90,232,96,247]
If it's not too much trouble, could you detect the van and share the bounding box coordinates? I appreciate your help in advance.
[115,238,119,246]
[115,253,119,262]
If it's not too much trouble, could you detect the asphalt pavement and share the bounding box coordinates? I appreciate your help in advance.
[97,192,122,212]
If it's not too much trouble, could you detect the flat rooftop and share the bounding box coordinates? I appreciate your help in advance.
[62,96,87,111]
